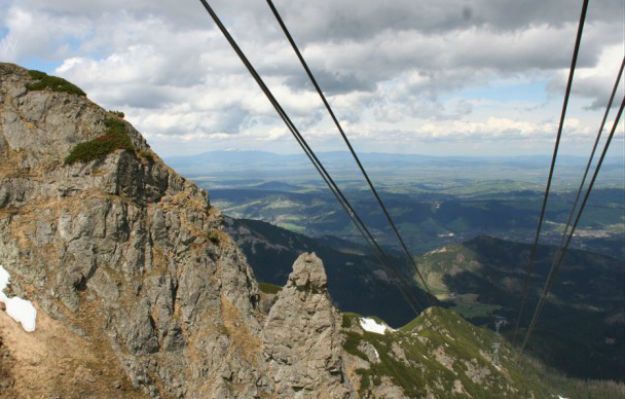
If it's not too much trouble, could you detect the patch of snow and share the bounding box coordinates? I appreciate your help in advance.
[557,395,570,399]
[0,266,8,291]
[359,317,394,335]
[371,346,380,362]
[0,265,37,332]
[426,246,448,256]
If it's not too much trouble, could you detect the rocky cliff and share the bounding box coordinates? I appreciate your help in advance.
[263,253,350,397]
[0,62,262,398]
[0,63,356,398]
[0,63,608,399]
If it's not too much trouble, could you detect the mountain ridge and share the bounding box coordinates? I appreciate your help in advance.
[165,149,625,165]
[1,63,622,398]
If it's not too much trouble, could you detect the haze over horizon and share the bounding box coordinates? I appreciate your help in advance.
[162,148,625,160]
[1,0,623,158]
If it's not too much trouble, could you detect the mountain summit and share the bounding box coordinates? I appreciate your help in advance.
[0,63,612,398]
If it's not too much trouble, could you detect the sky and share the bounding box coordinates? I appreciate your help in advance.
[0,0,624,157]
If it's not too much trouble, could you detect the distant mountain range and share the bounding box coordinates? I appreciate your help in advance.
[166,149,624,166]
[165,150,625,184]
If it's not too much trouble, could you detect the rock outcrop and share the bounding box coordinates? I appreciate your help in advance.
[263,253,352,398]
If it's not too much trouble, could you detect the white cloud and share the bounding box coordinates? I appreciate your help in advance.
[570,45,625,109]
[0,6,89,61]
[0,0,622,156]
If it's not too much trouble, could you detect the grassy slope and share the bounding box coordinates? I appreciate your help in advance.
[414,236,624,381]
[342,307,624,398]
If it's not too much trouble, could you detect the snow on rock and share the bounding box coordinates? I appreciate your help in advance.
[0,266,8,292]
[359,317,394,335]
[371,346,380,362]
[0,265,37,332]
[426,246,448,256]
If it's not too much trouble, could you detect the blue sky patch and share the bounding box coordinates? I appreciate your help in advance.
[20,58,62,73]
[456,79,548,104]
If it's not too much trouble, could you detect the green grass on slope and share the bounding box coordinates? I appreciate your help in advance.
[26,70,86,96]
[258,282,282,294]
[342,307,623,398]
[65,117,135,165]
[413,236,624,381]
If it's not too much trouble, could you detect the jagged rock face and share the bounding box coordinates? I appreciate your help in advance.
[262,253,353,398]
[0,63,597,399]
[0,63,265,398]
[0,62,398,399]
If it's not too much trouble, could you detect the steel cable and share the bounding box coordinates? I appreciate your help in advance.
[512,0,590,345]
[265,0,434,299]
[196,0,430,316]
[520,94,625,353]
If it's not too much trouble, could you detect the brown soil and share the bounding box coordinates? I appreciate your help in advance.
[0,305,145,399]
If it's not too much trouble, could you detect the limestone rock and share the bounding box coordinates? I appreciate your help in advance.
[0,63,263,398]
[0,63,407,399]
[263,253,353,398]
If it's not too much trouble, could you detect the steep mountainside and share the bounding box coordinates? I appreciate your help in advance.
[416,236,624,381]
[0,63,266,398]
[1,63,619,398]
[0,63,349,398]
